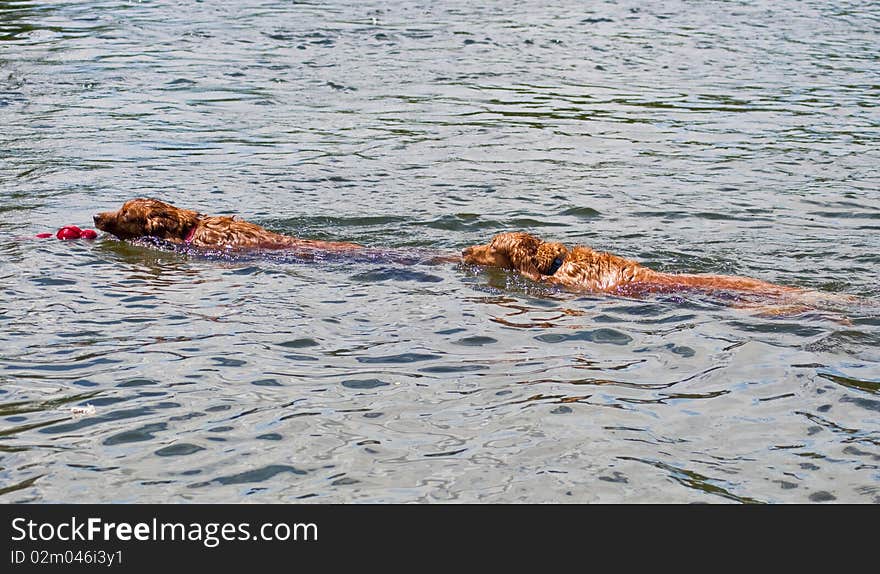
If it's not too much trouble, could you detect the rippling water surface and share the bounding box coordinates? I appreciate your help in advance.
[1,0,879,503]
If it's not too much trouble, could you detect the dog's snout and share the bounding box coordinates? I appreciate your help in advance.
[93,212,111,231]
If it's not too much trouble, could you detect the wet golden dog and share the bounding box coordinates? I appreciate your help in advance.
[462,231,802,296]
[94,198,363,252]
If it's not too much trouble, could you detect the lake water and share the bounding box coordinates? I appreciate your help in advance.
[1,0,878,503]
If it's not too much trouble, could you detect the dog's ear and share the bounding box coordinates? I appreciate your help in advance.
[496,233,543,281]
[535,242,568,274]
[144,206,199,239]
[143,210,177,238]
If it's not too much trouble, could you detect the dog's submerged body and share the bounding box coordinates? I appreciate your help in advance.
[462,231,802,297]
[94,198,363,253]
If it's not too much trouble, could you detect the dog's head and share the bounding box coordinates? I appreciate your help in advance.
[94,198,200,241]
[462,232,568,281]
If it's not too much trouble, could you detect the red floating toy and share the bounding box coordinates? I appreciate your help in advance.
[35,226,99,240]
[56,225,82,240]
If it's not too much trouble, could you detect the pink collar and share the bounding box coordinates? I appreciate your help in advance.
[184,226,197,244]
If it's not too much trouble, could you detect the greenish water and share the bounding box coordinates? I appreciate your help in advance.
[1,0,878,503]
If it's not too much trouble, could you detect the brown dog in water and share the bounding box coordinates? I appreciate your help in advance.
[462,231,802,296]
[94,198,363,252]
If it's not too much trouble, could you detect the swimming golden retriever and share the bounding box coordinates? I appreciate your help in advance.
[462,231,802,296]
[94,198,363,252]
